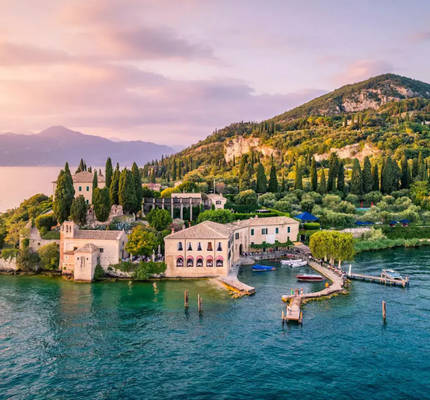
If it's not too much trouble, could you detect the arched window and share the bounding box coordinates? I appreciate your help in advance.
[177,242,183,251]
[176,257,184,267]
[187,257,194,267]
[206,256,213,267]
[196,257,203,267]
[207,242,213,251]
[216,257,223,267]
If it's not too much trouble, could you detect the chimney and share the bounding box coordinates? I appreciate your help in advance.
[171,227,175,234]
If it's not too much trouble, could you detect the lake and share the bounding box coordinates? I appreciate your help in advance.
[1,248,429,399]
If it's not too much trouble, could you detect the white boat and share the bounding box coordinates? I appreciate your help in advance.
[280,259,307,268]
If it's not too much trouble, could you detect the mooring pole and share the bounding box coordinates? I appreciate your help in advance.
[198,294,202,314]
[282,310,285,327]
[349,264,352,276]
[382,300,386,322]
[184,290,189,308]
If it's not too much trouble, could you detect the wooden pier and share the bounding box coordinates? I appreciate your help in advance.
[217,276,256,296]
[283,292,303,324]
[347,272,409,287]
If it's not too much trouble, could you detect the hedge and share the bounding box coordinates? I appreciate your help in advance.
[382,225,430,240]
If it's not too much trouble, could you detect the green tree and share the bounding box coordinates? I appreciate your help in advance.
[70,195,88,226]
[310,158,318,192]
[197,209,234,224]
[327,153,339,192]
[76,158,86,173]
[93,188,111,222]
[92,170,98,203]
[381,157,394,194]
[350,158,362,195]
[256,163,267,193]
[126,226,158,256]
[318,169,327,194]
[362,156,373,194]
[110,166,120,205]
[119,169,137,213]
[418,152,426,180]
[294,161,303,190]
[38,243,59,271]
[105,157,113,189]
[337,160,345,193]
[400,155,410,189]
[372,164,379,191]
[53,169,75,223]
[35,213,57,235]
[16,247,40,272]
[268,163,278,192]
[412,157,419,178]
[131,162,143,213]
[147,208,172,231]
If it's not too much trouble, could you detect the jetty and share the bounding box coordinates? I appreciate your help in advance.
[347,272,409,287]
[217,276,256,296]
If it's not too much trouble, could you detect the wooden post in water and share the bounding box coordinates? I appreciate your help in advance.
[282,309,285,326]
[184,290,189,308]
[382,300,386,322]
[198,294,202,314]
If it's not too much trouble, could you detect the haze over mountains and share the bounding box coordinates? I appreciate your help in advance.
[0,126,174,166]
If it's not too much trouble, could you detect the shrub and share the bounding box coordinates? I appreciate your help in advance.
[134,261,166,280]
[234,190,258,210]
[35,213,57,235]
[94,264,105,280]
[304,222,320,230]
[273,200,292,213]
[1,248,18,260]
[38,243,59,271]
[197,209,234,224]
[146,208,172,231]
[16,248,40,272]
[258,193,276,208]
[345,193,359,206]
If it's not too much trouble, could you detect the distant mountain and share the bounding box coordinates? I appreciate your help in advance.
[146,74,430,180]
[0,126,174,166]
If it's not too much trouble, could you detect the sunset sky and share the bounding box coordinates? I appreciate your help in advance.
[0,0,429,145]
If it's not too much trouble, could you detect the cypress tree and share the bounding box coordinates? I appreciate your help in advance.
[337,161,345,193]
[372,164,379,191]
[294,162,303,190]
[256,163,267,193]
[110,166,120,205]
[400,155,410,189]
[268,163,278,192]
[318,169,327,194]
[362,156,373,194]
[53,169,75,223]
[310,158,318,192]
[105,157,113,189]
[76,159,85,173]
[70,195,88,226]
[350,158,362,195]
[418,152,425,180]
[119,169,137,214]
[412,157,419,178]
[93,187,111,222]
[132,162,143,213]
[92,170,98,203]
[327,153,339,192]
[381,158,394,194]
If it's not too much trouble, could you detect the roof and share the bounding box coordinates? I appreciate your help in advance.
[165,220,231,240]
[207,193,226,200]
[75,243,100,253]
[295,212,318,222]
[172,193,202,199]
[72,171,105,184]
[231,216,299,228]
[74,229,125,240]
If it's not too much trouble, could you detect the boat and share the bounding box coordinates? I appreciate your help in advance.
[296,274,325,282]
[281,259,307,268]
[381,269,405,281]
[252,264,276,271]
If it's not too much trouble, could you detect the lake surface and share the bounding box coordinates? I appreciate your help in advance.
[1,248,429,399]
[0,167,60,212]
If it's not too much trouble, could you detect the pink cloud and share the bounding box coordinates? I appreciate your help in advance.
[333,60,392,86]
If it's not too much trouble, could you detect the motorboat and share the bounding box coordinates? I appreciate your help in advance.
[296,274,325,282]
[281,259,307,268]
[252,264,276,271]
[381,269,404,281]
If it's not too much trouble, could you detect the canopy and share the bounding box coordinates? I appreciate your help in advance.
[389,221,399,225]
[355,221,374,226]
[400,219,410,224]
[295,212,318,222]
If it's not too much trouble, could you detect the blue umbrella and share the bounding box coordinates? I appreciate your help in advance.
[295,211,318,222]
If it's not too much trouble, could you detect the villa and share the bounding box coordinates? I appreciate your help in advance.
[53,171,105,204]
[164,216,299,278]
[59,221,128,281]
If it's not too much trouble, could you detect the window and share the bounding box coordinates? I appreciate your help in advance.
[216,258,223,267]
[177,242,183,251]
[79,186,82,191]
[235,232,239,240]
[275,227,279,234]
[206,257,213,267]
[207,242,213,251]
[187,242,192,251]
[288,227,291,233]
[251,229,254,236]
[197,242,202,251]
[216,200,221,205]
[217,242,222,251]
[196,257,203,267]
[176,257,184,267]
[187,257,193,267]
[86,186,89,191]
[262,228,268,235]
[100,248,104,253]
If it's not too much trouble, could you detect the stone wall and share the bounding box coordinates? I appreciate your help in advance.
[0,257,18,272]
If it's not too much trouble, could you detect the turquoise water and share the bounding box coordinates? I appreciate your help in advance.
[1,248,430,399]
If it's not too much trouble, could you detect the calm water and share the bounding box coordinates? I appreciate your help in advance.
[1,248,430,399]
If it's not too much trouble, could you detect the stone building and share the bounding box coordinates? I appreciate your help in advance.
[59,221,128,281]
[206,194,227,209]
[164,216,299,278]
[53,171,105,204]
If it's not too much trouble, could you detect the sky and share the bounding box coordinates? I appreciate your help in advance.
[0,0,429,146]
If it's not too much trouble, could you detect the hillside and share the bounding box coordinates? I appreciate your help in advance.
[0,126,174,166]
[144,74,430,182]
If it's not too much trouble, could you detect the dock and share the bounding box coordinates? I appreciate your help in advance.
[283,292,303,324]
[347,272,409,287]
[217,276,256,296]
